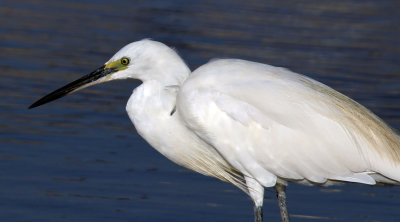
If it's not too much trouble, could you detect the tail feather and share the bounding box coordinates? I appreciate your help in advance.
[369,173,400,185]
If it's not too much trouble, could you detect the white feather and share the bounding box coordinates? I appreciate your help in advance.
[178,59,400,187]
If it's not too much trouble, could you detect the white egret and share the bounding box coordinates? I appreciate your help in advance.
[29,39,400,222]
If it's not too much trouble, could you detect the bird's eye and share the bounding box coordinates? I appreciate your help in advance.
[121,57,130,65]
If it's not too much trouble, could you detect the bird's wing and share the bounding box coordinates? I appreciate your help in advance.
[178,59,400,186]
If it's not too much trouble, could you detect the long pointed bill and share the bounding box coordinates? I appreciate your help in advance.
[29,65,116,109]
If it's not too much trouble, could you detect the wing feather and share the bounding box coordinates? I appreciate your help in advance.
[178,59,400,186]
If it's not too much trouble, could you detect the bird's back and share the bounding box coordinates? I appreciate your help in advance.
[178,59,400,186]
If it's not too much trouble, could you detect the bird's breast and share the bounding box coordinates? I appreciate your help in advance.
[125,84,243,185]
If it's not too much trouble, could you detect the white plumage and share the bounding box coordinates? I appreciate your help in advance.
[179,59,400,186]
[30,39,400,222]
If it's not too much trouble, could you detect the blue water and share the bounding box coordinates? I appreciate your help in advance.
[1,0,400,221]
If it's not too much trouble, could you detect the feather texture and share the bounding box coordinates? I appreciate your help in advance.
[178,59,400,186]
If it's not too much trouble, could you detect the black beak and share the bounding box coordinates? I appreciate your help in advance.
[29,65,116,109]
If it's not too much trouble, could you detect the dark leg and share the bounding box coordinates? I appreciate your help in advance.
[275,183,290,222]
[254,205,263,222]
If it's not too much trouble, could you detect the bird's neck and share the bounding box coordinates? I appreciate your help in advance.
[127,80,178,119]
[126,51,191,126]
[136,55,191,87]
[125,80,185,163]
[126,80,183,152]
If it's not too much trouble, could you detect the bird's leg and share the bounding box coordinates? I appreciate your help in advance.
[254,204,263,222]
[245,176,264,222]
[275,183,290,222]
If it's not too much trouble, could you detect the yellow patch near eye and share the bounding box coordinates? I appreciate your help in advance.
[105,58,129,71]
[105,60,120,69]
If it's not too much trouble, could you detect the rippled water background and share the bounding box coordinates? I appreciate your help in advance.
[1,0,400,221]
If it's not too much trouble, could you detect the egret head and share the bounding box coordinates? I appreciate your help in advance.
[29,39,189,109]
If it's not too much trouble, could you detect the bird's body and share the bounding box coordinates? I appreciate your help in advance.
[179,59,400,186]
[29,39,400,222]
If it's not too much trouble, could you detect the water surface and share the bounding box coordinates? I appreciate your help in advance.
[1,0,400,221]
